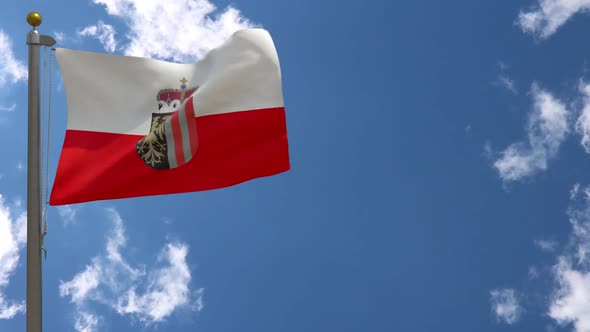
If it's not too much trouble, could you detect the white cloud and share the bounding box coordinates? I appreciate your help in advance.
[0,104,16,112]
[493,84,569,182]
[0,294,24,320]
[490,288,523,324]
[57,205,80,225]
[546,185,590,331]
[536,239,559,252]
[0,30,27,87]
[518,0,590,39]
[549,259,590,332]
[114,243,202,323]
[498,61,509,71]
[494,61,517,94]
[574,83,590,153]
[79,21,117,52]
[491,185,590,331]
[0,197,25,286]
[54,32,66,44]
[0,195,26,319]
[74,311,99,332]
[192,288,204,312]
[497,75,518,94]
[566,193,590,265]
[60,208,203,328]
[60,209,142,304]
[60,264,102,305]
[91,0,255,62]
[103,209,143,279]
[572,183,582,200]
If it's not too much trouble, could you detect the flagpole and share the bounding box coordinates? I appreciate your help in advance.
[26,12,55,332]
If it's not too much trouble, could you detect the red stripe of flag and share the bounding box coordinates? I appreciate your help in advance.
[49,107,290,205]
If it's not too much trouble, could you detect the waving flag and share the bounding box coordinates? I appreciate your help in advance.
[50,29,289,205]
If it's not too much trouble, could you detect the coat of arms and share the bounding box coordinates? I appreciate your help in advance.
[136,78,199,170]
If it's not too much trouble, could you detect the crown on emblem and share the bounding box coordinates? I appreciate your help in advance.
[157,77,198,105]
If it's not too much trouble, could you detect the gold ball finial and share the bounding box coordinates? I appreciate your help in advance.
[26,12,42,27]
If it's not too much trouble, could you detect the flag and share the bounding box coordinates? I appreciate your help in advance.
[49,29,289,205]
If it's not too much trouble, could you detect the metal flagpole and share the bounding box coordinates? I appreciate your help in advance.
[26,12,55,332]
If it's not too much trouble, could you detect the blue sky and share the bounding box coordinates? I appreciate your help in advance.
[4,0,590,331]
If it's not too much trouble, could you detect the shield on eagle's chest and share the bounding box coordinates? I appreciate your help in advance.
[136,79,199,170]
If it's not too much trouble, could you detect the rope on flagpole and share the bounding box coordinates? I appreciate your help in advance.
[40,47,54,260]
[40,46,47,259]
